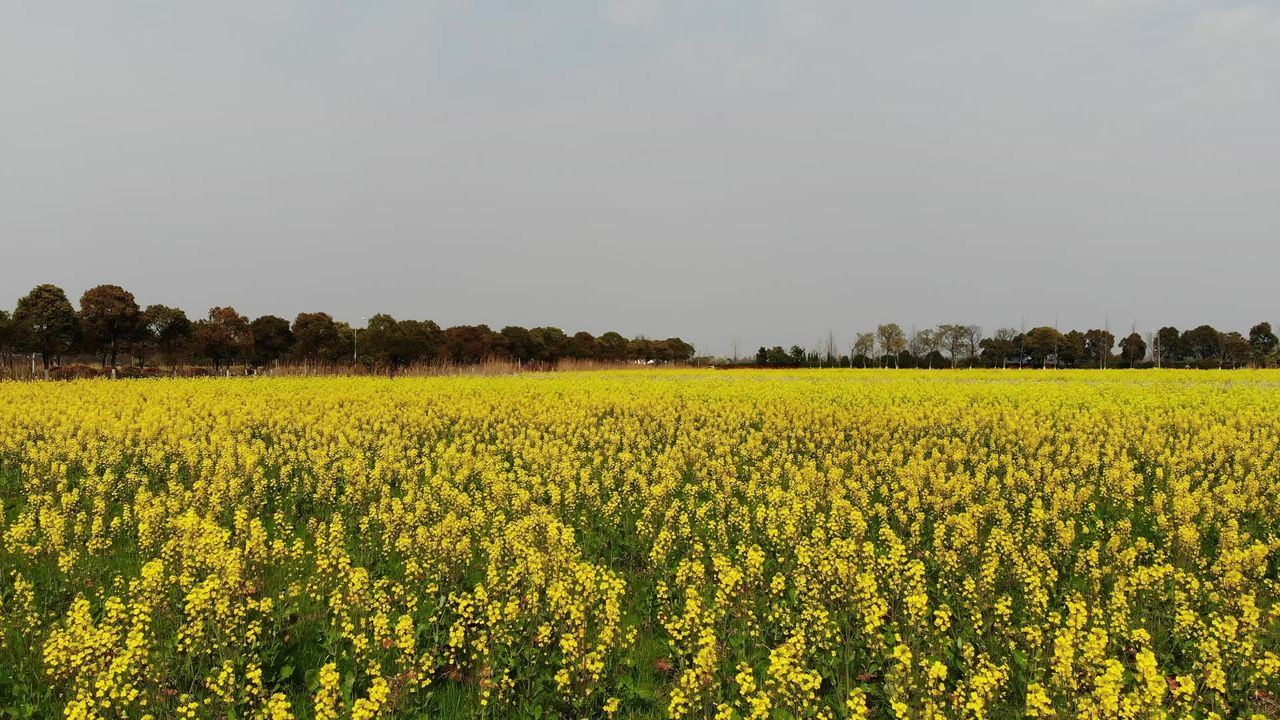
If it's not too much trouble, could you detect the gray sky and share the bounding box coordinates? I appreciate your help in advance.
[2,1,1277,356]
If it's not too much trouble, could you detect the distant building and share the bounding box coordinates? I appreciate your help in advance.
[1004,354,1033,369]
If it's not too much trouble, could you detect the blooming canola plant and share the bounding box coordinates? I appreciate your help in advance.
[1,370,1279,719]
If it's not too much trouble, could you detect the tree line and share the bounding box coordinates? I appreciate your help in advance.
[0,283,696,375]
[752,322,1280,369]
[4,283,1275,376]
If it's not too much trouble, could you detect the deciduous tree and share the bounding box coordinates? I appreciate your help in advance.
[938,324,969,367]
[530,327,569,363]
[140,305,192,370]
[1059,330,1088,368]
[0,310,13,372]
[500,326,537,363]
[1084,329,1115,368]
[597,332,629,361]
[291,312,344,363]
[78,284,142,368]
[360,315,440,370]
[194,307,252,370]
[443,325,505,363]
[1249,322,1277,365]
[250,315,294,367]
[13,284,79,369]
[398,319,442,365]
[568,331,598,360]
[876,323,906,368]
[1119,332,1147,365]
[979,328,1018,367]
[1223,331,1250,368]
[965,325,984,363]
[1153,327,1181,367]
[852,333,875,368]
[1181,325,1221,362]
[1022,327,1065,366]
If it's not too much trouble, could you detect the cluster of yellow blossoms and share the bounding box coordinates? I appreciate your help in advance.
[2,369,1280,718]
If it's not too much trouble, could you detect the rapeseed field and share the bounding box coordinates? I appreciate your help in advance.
[1,370,1278,719]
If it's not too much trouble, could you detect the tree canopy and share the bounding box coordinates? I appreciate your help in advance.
[5,282,1279,375]
[13,284,79,369]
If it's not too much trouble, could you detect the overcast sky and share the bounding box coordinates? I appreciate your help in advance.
[2,1,1277,355]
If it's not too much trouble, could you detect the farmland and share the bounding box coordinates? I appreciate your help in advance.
[2,370,1279,719]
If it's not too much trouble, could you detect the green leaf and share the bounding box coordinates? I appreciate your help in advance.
[627,678,658,701]
[342,673,355,704]
[1012,650,1028,671]
[279,664,294,682]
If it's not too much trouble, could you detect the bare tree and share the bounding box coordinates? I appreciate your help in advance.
[909,328,926,358]
[924,329,944,367]
[853,332,875,367]
[938,324,969,367]
[876,323,906,368]
[910,328,945,368]
[965,325,984,364]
